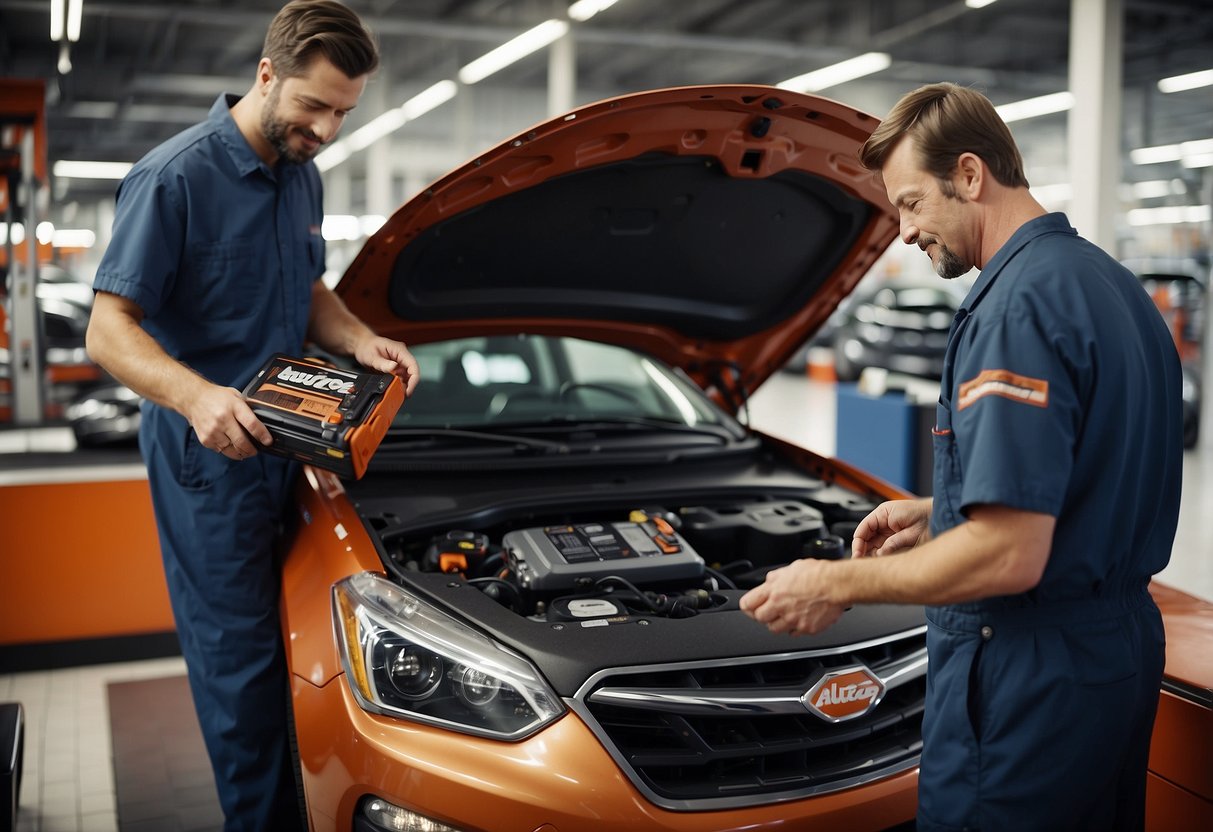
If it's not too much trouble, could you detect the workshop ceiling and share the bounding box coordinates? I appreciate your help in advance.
[1,0,1210,200]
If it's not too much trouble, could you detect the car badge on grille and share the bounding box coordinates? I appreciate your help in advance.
[801,665,885,723]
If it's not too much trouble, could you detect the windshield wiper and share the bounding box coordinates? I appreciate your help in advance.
[542,416,739,442]
[383,427,572,454]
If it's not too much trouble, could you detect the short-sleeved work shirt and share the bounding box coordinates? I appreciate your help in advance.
[94,93,325,391]
[930,212,1183,601]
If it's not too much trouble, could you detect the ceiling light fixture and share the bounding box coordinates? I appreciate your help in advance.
[1127,205,1211,226]
[0,223,26,245]
[1130,138,1213,166]
[1158,68,1213,94]
[1130,143,1181,165]
[52,160,133,179]
[1129,180,1182,199]
[51,228,97,249]
[568,0,619,22]
[66,0,82,41]
[994,91,1073,123]
[316,81,459,172]
[777,52,892,93]
[1182,152,1213,169]
[458,19,570,85]
[49,0,64,40]
[49,0,81,74]
[965,0,998,8]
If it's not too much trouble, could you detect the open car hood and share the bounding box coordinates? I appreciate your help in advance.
[337,85,898,405]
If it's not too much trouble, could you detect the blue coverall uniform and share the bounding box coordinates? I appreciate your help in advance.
[93,93,323,832]
[916,213,1184,831]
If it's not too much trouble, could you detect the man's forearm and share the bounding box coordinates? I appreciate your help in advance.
[831,506,1054,607]
[85,292,212,416]
[307,282,375,357]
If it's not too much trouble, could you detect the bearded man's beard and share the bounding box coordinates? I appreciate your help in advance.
[261,84,318,165]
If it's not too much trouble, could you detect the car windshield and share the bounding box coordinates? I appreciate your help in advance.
[394,334,736,433]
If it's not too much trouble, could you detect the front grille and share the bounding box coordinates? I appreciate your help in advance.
[571,627,926,811]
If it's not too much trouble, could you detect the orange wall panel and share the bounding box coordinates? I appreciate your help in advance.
[0,478,174,645]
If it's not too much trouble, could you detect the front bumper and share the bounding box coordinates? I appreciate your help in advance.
[291,673,917,832]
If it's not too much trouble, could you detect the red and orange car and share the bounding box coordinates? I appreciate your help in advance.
[278,86,1213,832]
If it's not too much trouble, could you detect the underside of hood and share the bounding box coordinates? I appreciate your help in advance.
[337,85,899,404]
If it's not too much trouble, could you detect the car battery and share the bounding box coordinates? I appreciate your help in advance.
[242,354,404,479]
[503,514,705,592]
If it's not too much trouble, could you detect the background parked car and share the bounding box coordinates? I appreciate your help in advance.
[828,278,967,383]
[1122,257,1207,449]
[1,262,104,422]
[782,277,967,383]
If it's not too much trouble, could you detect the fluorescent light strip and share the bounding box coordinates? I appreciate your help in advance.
[965,0,998,8]
[777,52,891,93]
[458,19,569,85]
[1183,152,1213,169]
[316,80,458,172]
[401,79,458,120]
[994,91,1073,123]
[52,228,96,248]
[1130,137,1213,166]
[1158,68,1213,94]
[344,109,408,153]
[1130,180,1181,199]
[1182,138,1213,156]
[53,160,133,179]
[1035,181,1188,203]
[67,0,82,42]
[1130,143,1181,165]
[50,0,64,41]
[1127,205,1211,226]
[568,0,619,22]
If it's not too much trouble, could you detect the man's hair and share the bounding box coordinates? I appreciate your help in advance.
[263,0,378,80]
[859,82,1029,191]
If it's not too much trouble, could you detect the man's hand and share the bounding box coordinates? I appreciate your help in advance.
[852,498,933,558]
[185,385,273,460]
[739,559,845,636]
[353,335,420,396]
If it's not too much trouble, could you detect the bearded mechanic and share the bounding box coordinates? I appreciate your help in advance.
[740,83,1183,831]
[85,3,418,829]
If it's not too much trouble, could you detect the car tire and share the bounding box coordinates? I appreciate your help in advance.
[285,685,309,831]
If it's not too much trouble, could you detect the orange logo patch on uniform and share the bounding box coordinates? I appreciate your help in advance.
[958,369,1049,411]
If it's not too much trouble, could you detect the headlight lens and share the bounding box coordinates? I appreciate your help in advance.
[332,572,565,739]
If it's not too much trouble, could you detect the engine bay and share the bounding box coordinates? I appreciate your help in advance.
[374,488,878,623]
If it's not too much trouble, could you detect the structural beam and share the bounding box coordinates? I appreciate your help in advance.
[1067,0,1123,253]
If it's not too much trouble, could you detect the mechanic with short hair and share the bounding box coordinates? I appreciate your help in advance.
[741,82,1182,831]
[86,3,418,829]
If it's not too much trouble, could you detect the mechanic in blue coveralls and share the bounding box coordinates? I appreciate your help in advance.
[84,3,418,829]
[742,82,1182,831]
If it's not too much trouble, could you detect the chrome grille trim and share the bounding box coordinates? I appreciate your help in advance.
[568,624,927,812]
[588,645,927,717]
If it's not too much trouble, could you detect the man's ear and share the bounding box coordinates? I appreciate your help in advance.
[256,58,275,96]
[956,152,985,200]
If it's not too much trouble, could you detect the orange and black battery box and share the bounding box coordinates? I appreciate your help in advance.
[242,354,404,479]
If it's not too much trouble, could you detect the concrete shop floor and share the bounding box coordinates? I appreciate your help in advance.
[2,372,1211,832]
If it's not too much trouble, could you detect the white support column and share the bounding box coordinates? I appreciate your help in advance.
[365,71,393,219]
[11,128,44,424]
[1067,0,1123,254]
[326,164,352,216]
[548,29,575,118]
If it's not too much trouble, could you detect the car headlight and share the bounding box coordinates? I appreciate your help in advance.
[332,572,565,740]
